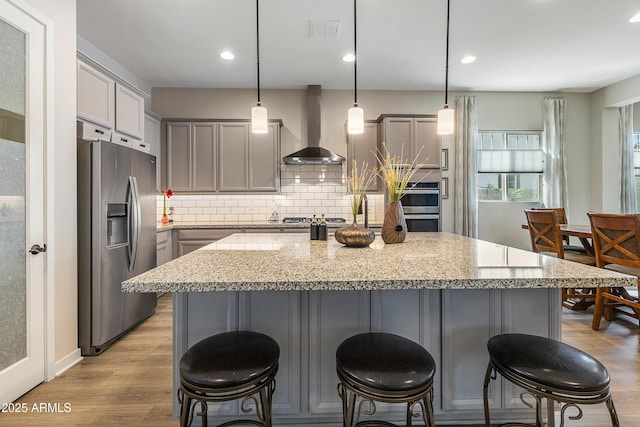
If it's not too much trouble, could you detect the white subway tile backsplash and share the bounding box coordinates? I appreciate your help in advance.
[157,166,387,224]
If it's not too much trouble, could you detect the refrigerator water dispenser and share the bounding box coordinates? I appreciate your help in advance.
[106,203,128,248]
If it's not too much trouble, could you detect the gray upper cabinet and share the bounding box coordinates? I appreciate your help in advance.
[192,123,217,191]
[347,120,379,192]
[166,121,216,192]
[249,123,280,192]
[219,122,249,191]
[377,115,440,169]
[166,122,191,191]
[144,111,162,191]
[165,120,280,193]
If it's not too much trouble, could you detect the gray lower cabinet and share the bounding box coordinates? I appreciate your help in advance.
[165,120,280,193]
[174,229,235,257]
[173,287,560,424]
[156,230,173,266]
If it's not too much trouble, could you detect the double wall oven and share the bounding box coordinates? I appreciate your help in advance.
[398,181,441,232]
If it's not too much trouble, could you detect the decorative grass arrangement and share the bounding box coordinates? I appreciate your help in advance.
[374,142,428,201]
[346,160,377,223]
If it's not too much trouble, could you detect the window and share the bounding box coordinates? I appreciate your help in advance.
[477,131,543,201]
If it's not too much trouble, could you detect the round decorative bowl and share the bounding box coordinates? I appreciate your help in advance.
[334,223,375,247]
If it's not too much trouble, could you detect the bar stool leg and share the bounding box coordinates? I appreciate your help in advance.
[534,395,543,427]
[482,363,493,427]
[178,389,193,427]
[258,387,269,427]
[420,394,436,427]
[605,397,620,427]
[338,383,356,427]
[405,402,413,427]
[545,398,556,427]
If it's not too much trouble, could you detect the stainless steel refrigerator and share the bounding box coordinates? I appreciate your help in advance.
[77,122,157,356]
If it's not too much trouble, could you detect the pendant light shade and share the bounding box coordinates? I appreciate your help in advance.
[437,0,454,135]
[347,0,364,135]
[251,104,268,133]
[252,0,267,134]
[437,106,455,134]
[348,106,364,134]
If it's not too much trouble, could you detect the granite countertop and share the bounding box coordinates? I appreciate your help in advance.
[156,221,382,231]
[123,232,636,293]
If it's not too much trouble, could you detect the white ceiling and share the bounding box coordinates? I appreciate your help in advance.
[76,0,640,93]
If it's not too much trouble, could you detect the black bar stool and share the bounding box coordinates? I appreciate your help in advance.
[483,333,619,427]
[336,332,436,427]
[178,331,279,427]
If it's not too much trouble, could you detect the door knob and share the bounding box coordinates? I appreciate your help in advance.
[29,244,47,255]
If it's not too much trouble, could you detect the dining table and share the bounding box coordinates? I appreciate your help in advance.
[521,223,594,255]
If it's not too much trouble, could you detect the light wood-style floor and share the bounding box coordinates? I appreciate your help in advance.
[1,294,639,426]
[1,294,177,426]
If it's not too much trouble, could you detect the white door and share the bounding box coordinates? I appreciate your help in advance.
[0,0,47,403]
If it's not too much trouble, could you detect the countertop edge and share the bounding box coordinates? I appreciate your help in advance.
[122,277,637,293]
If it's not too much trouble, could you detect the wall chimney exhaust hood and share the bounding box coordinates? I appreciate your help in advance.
[283,85,345,165]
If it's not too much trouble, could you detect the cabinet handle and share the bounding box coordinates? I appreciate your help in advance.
[95,129,104,134]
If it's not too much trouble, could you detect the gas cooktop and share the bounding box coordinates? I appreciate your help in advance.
[282,217,346,224]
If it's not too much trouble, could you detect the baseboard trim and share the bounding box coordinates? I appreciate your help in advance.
[53,348,83,377]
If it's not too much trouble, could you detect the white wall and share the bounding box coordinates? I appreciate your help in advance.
[22,0,79,371]
[590,73,640,213]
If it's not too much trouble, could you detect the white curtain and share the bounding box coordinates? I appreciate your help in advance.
[542,97,568,210]
[619,104,636,213]
[454,96,478,238]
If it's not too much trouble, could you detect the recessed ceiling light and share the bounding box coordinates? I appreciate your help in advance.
[460,55,477,64]
[630,12,640,23]
[220,51,235,60]
[342,53,355,62]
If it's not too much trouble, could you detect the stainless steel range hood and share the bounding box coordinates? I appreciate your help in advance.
[283,85,345,165]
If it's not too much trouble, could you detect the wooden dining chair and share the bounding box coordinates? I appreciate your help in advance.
[587,212,640,330]
[531,207,586,253]
[524,209,596,310]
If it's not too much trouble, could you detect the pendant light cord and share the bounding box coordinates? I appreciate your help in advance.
[353,0,358,106]
[444,0,450,106]
[256,0,261,105]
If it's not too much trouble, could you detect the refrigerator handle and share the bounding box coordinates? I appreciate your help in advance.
[128,176,141,271]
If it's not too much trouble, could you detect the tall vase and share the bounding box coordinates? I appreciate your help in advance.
[382,200,407,244]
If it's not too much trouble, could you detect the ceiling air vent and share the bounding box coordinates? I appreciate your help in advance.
[308,20,341,38]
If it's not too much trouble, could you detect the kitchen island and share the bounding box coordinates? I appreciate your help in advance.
[123,232,634,426]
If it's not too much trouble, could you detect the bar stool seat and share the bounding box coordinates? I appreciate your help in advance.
[336,332,436,427]
[178,331,279,427]
[483,333,619,427]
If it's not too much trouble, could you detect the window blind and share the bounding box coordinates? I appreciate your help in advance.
[477,150,544,173]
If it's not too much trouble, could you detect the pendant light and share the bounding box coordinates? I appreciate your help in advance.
[437,0,454,135]
[347,0,364,135]
[251,0,268,133]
